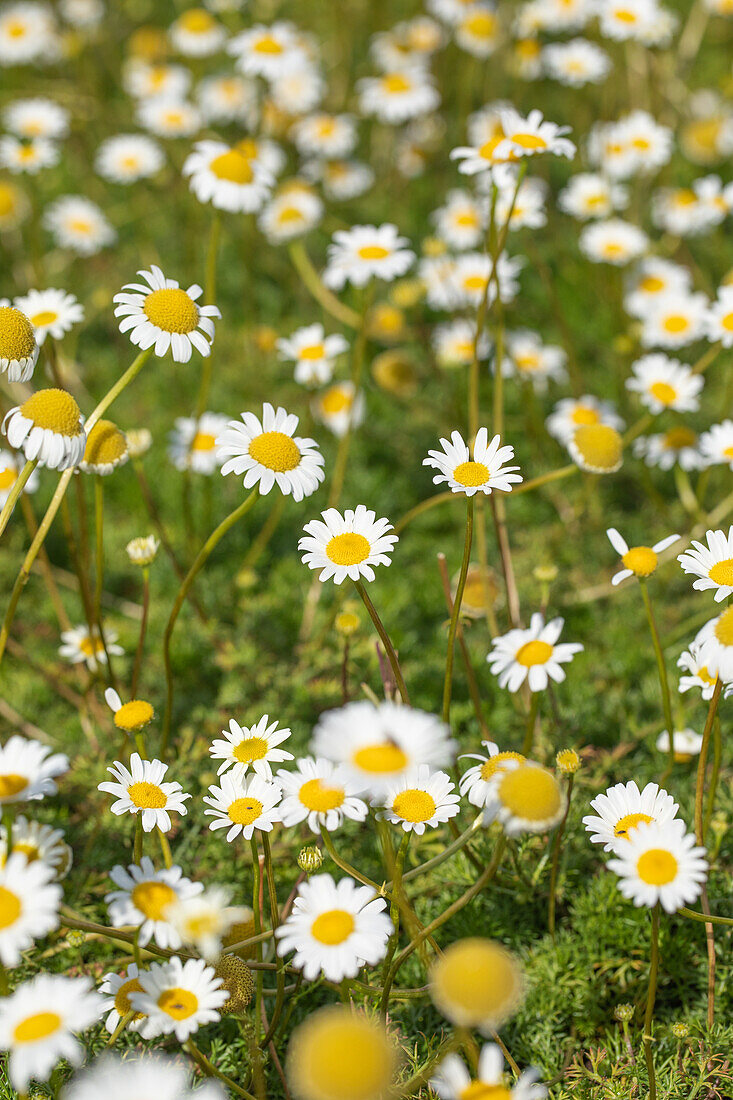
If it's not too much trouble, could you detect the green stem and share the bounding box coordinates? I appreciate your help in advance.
[133,816,143,864]
[442,496,474,725]
[289,239,360,329]
[643,905,660,1100]
[249,835,263,1041]
[548,774,574,939]
[0,459,37,539]
[380,831,410,1018]
[160,488,259,756]
[703,714,722,842]
[694,678,723,845]
[131,567,150,697]
[260,831,286,1046]
[638,579,675,779]
[185,1039,256,1100]
[521,693,540,755]
[679,907,733,926]
[353,579,409,703]
[320,827,382,892]
[194,210,221,420]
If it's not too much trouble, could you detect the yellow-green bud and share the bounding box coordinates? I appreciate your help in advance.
[556,748,581,775]
[614,1003,634,1022]
[298,846,323,874]
[67,929,85,947]
[671,1022,689,1039]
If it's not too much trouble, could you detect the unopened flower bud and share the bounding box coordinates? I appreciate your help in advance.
[671,1022,689,1039]
[298,846,323,874]
[614,1003,634,1022]
[126,535,159,567]
[556,748,581,775]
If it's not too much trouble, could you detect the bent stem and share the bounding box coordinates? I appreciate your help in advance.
[185,1039,256,1100]
[442,496,474,725]
[289,239,360,329]
[353,579,409,704]
[638,579,674,780]
[0,459,37,540]
[160,488,259,756]
[643,904,660,1100]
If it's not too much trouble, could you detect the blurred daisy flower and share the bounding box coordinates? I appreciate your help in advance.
[169,7,226,57]
[493,106,576,160]
[432,319,491,369]
[624,258,691,317]
[543,38,610,86]
[3,96,68,139]
[567,423,624,473]
[95,134,164,184]
[558,173,628,219]
[484,760,566,834]
[431,1042,546,1100]
[114,265,220,363]
[430,936,524,1031]
[183,139,273,213]
[546,395,624,444]
[259,183,323,242]
[292,112,357,159]
[312,381,365,437]
[705,286,733,345]
[579,218,648,265]
[277,323,348,386]
[14,287,83,344]
[357,67,440,124]
[0,815,70,877]
[0,734,67,805]
[228,21,307,79]
[626,354,703,413]
[79,419,129,476]
[0,135,58,174]
[167,885,248,962]
[0,853,61,966]
[59,623,122,671]
[503,329,566,389]
[44,194,116,255]
[656,729,704,761]
[137,97,201,139]
[168,412,229,474]
[639,292,709,349]
[323,224,415,290]
[105,857,202,949]
[699,419,733,469]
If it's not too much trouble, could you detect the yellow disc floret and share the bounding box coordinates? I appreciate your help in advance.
[287,1007,396,1100]
[622,546,658,577]
[248,430,301,471]
[299,779,345,813]
[326,532,371,566]
[352,743,408,774]
[114,699,154,731]
[636,848,678,886]
[392,788,436,823]
[572,424,623,472]
[497,765,563,823]
[0,306,36,362]
[430,938,523,1029]
[310,909,355,945]
[143,288,199,334]
[228,797,263,825]
[83,419,128,468]
[20,389,82,436]
[714,606,733,646]
[453,460,489,487]
[209,149,254,184]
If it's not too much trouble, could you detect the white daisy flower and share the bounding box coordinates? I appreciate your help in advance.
[59,0,104,28]
[424,427,522,496]
[113,265,220,363]
[312,381,365,437]
[638,424,703,471]
[127,534,160,566]
[0,301,38,382]
[44,195,116,255]
[678,632,725,699]
[99,962,152,1037]
[452,251,522,308]
[624,258,692,318]
[276,323,348,386]
[3,388,86,470]
[626,354,704,414]
[105,857,203,948]
[487,612,583,692]
[582,780,678,853]
[656,729,704,761]
[459,741,526,808]
[169,7,226,56]
[123,61,192,101]
[484,760,566,835]
[0,449,39,508]
[699,419,733,470]
[217,402,324,501]
[567,422,624,473]
[95,133,164,184]
[599,0,661,40]
[418,254,461,310]
[455,5,500,58]
[274,873,392,982]
[579,218,648,265]
[493,107,576,161]
[450,134,516,175]
[13,288,83,345]
[357,67,440,124]
[299,505,398,584]
[166,885,247,963]
[203,772,282,842]
[183,139,272,214]
[137,97,201,139]
[98,753,191,833]
[310,159,375,202]
[0,2,59,66]
[0,735,67,805]
[678,527,733,602]
[432,319,491,369]
[63,1051,226,1100]
[270,63,326,115]
[276,756,369,834]
[3,97,68,139]
[617,110,673,174]
[292,113,357,159]
[640,292,709,349]
[0,134,59,174]
[58,623,123,670]
[0,852,61,965]
[431,189,485,251]
[494,174,547,231]
[196,73,258,127]
[322,223,415,291]
[503,329,566,390]
[380,765,460,835]
[0,974,102,1090]
[228,21,307,79]
[210,714,293,782]
[546,396,624,443]
[606,527,680,585]
[696,606,733,683]
[131,957,227,1042]
[608,819,707,914]
[543,38,610,86]
[705,286,733,346]
[0,815,70,877]
[558,173,628,219]
[168,412,229,474]
[312,700,456,799]
[431,1043,547,1100]
[258,184,323,243]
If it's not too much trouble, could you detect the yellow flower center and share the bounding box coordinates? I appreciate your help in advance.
[0,183,18,217]
[7,20,27,38]
[636,848,678,886]
[464,274,487,291]
[621,546,658,577]
[121,155,140,170]
[114,976,144,1015]
[571,406,600,425]
[13,1012,61,1043]
[479,752,525,781]
[352,743,408,774]
[497,765,563,821]
[132,880,177,920]
[310,909,355,945]
[358,245,390,260]
[0,774,26,799]
[321,388,351,414]
[463,11,497,35]
[191,431,216,451]
[299,778,345,813]
[254,33,283,53]
[461,1083,511,1100]
[0,305,36,361]
[20,388,82,436]
[158,987,199,1020]
[127,781,167,809]
[720,311,733,332]
[248,430,301,472]
[709,559,733,586]
[675,189,696,206]
[714,606,733,645]
[278,205,304,224]
[383,74,410,93]
[509,132,547,151]
[143,288,199,334]
[83,419,128,467]
[114,699,154,731]
[392,788,437,823]
[69,218,92,235]
[614,8,637,22]
[30,310,58,327]
[515,639,553,667]
[233,737,270,764]
[478,135,504,161]
[0,886,21,929]
[696,665,716,685]
[316,118,336,137]
[573,424,623,471]
[455,212,478,227]
[179,8,215,32]
[79,634,104,657]
[431,939,521,1025]
[662,315,689,335]
[0,466,17,490]
[648,381,677,405]
[300,343,325,360]
[228,797,264,825]
[453,460,489,487]
[639,275,665,293]
[724,446,733,460]
[326,532,371,566]
[292,1012,395,1100]
[613,811,654,839]
[663,427,696,449]
[209,149,254,184]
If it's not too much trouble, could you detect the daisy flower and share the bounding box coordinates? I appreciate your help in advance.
[167,886,248,962]
[0,3,59,66]
[44,195,115,255]
[606,527,680,585]
[204,772,282,842]
[640,292,709,349]
[98,753,191,833]
[137,97,201,139]
[2,388,86,469]
[275,873,392,982]
[312,381,365,437]
[197,73,257,126]
[546,396,624,443]
[357,68,440,124]
[705,286,733,345]
[131,957,227,1042]
[431,189,484,250]
[0,135,58,174]
[124,61,192,101]
[105,857,202,949]
[487,612,583,692]
[210,714,293,782]
[380,765,460,835]
[424,428,522,496]
[493,107,576,161]
[277,757,369,834]
[0,734,67,804]
[656,729,704,761]
[430,937,524,1032]
[3,97,68,139]
[432,320,491,369]
[579,219,648,265]
[299,505,398,585]
[58,623,123,671]
[270,63,326,116]
[79,419,129,476]
[95,133,164,184]
[485,760,566,835]
[503,330,566,389]
[459,742,526,808]
[183,140,272,214]
[558,173,628,219]
[599,0,660,40]
[625,259,692,319]
[0,852,61,965]
[431,1043,547,1100]
[259,185,323,243]
[169,7,226,56]
[696,606,733,683]
[59,0,104,28]
[314,159,375,202]
[678,527,733,602]
[128,535,160,567]
[99,962,151,1037]
[228,21,306,79]
[285,1006,396,1100]
[494,174,547,231]
[0,179,28,229]
[543,38,610,86]
[678,634,725,699]
[292,113,357,159]
[63,1052,227,1100]
[699,419,733,470]
[277,323,348,386]
[167,412,229,475]
[323,224,415,291]
[217,402,324,501]
[634,427,703,471]
[13,288,83,345]
[452,251,522,308]
[113,265,219,363]
[567,423,624,473]
[0,815,71,878]
[312,700,456,799]
[583,780,678,852]
[618,110,673,174]
[104,687,154,733]
[456,6,500,57]
[0,974,102,1090]
[608,819,707,913]
[0,301,38,381]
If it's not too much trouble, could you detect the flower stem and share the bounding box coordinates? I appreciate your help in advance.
[288,239,360,329]
[695,678,722,844]
[185,1039,256,1100]
[521,692,540,755]
[442,496,474,725]
[131,567,150,697]
[642,904,660,1100]
[353,578,409,704]
[194,209,221,420]
[638,579,675,779]
[0,459,37,540]
[548,774,574,939]
[249,834,264,1040]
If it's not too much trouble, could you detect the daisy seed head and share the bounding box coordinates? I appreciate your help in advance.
[0,305,36,362]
